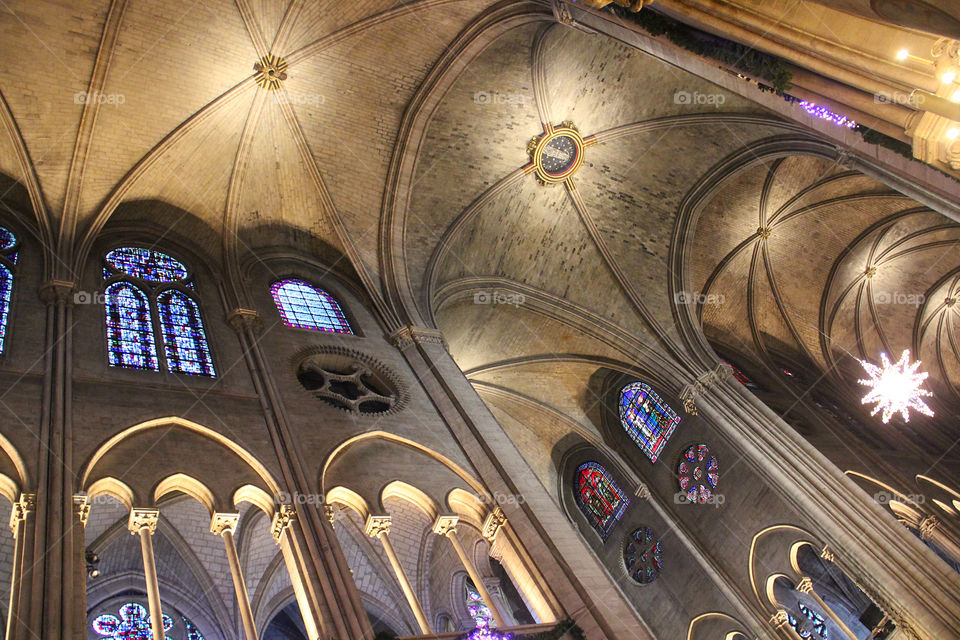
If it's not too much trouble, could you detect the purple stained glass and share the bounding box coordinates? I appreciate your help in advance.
[618,382,680,462]
[91,603,174,640]
[677,444,719,504]
[106,247,188,283]
[183,617,205,640]
[105,282,158,371]
[466,581,494,629]
[0,264,12,355]
[271,279,352,333]
[157,290,215,377]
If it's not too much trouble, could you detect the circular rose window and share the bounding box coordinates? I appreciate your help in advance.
[677,444,719,504]
[623,526,663,584]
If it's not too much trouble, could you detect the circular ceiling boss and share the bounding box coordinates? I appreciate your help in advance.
[527,122,586,184]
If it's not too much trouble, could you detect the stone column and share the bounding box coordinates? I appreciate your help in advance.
[129,509,164,640]
[769,610,798,639]
[797,577,858,640]
[211,513,258,640]
[365,515,432,634]
[6,494,36,640]
[73,495,91,637]
[433,515,507,628]
[271,506,323,640]
[483,508,556,624]
[919,515,960,564]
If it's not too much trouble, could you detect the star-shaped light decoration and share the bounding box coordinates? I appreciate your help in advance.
[858,350,934,423]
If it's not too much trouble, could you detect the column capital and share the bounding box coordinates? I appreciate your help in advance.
[634,482,651,500]
[796,576,815,594]
[769,609,790,629]
[226,308,264,334]
[73,494,90,526]
[38,279,77,305]
[364,515,392,538]
[270,504,296,543]
[389,326,448,352]
[481,507,507,542]
[210,512,240,536]
[129,508,160,535]
[322,504,335,526]
[432,515,459,537]
[9,493,36,534]
[679,361,733,415]
[819,544,836,563]
[919,515,939,540]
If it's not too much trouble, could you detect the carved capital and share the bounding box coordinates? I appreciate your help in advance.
[364,515,392,538]
[322,504,335,526]
[919,515,939,540]
[634,482,651,500]
[271,504,296,543]
[680,363,730,414]
[389,326,448,352]
[796,576,815,594]
[128,509,159,535]
[769,609,790,629]
[226,308,264,335]
[210,512,240,536]
[432,515,459,537]
[481,507,507,541]
[9,493,35,534]
[73,494,90,526]
[819,544,835,563]
[38,280,77,305]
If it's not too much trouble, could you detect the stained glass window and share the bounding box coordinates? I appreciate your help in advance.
[787,603,827,639]
[677,444,719,504]
[271,279,352,333]
[104,247,214,376]
[183,616,205,640]
[624,526,663,584]
[0,225,18,355]
[465,580,494,629]
[158,290,215,376]
[92,603,174,640]
[720,357,762,390]
[105,282,158,371]
[105,247,188,282]
[574,461,629,540]
[618,382,680,462]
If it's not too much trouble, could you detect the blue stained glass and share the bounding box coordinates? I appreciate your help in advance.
[271,279,352,333]
[105,282,158,371]
[677,444,719,504]
[574,461,629,540]
[618,382,680,463]
[0,264,12,355]
[92,603,173,640]
[788,604,828,639]
[183,617,205,640]
[0,226,15,251]
[624,526,663,584]
[158,290,215,377]
[106,247,188,283]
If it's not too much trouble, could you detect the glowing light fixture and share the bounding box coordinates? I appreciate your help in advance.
[896,49,910,61]
[947,127,959,140]
[951,89,960,103]
[858,350,934,423]
[943,70,957,85]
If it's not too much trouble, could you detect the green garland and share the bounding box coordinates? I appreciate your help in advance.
[607,5,792,92]
[604,6,930,166]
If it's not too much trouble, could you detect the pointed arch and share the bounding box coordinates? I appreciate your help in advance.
[380,480,439,522]
[154,473,216,515]
[157,289,215,377]
[270,278,353,333]
[446,489,487,530]
[87,477,135,510]
[326,486,372,522]
[104,281,158,371]
[234,484,276,519]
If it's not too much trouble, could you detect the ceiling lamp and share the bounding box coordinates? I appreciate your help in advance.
[858,350,934,423]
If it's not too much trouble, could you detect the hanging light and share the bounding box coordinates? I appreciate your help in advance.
[858,350,934,423]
